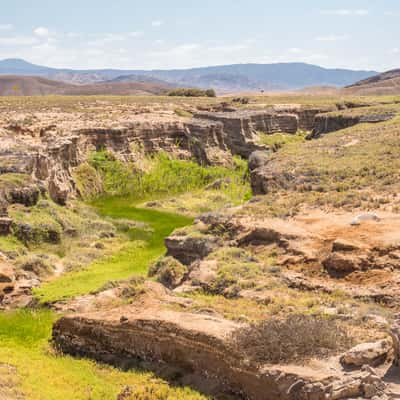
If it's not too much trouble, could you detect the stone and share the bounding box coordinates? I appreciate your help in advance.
[340,339,392,367]
[0,217,12,235]
[248,150,270,171]
[322,253,365,275]
[165,233,221,265]
[6,185,40,207]
[332,238,361,252]
[351,213,380,226]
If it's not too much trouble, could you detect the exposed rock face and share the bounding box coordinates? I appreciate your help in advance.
[52,304,387,400]
[195,110,298,157]
[309,112,396,138]
[165,232,222,265]
[0,103,341,205]
[0,217,12,235]
[0,259,15,302]
[340,339,392,367]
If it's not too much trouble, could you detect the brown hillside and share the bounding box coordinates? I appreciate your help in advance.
[345,69,400,95]
[0,75,171,96]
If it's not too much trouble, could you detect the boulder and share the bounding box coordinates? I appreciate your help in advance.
[322,253,368,276]
[48,170,71,205]
[165,233,221,265]
[248,150,270,171]
[332,238,361,252]
[340,339,392,367]
[6,185,40,206]
[0,217,12,235]
[0,261,15,300]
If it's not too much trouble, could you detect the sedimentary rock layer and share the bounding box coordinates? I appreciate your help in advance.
[53,307,381,400]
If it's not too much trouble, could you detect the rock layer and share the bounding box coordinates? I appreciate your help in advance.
[52,305,386,400]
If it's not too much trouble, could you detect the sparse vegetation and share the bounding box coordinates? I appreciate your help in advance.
[232,314,353,364]
[168,88,216,97]
[149,256,188,288]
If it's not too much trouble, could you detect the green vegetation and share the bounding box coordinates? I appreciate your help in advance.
[33,150,250,302]
[88,150,250,203]
[168,88,216,97]
[0,310,207,400]
[149,256,188,288]
[34,199,191,303]
[73,163,103,200]
[174,107,194,118]
[257,131,307,149]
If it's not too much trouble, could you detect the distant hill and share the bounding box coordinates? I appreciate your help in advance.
[0,75,172,96]
[0,58,378,93]
[345,69,400,95]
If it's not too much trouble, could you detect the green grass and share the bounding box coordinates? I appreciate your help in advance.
[34,198,192,303]
[89,150,249,200]
[0,310,207,400]
[257,131,306,147]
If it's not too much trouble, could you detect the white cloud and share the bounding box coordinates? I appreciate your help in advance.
[0,36,39,46]
[208,44,249,52]
[316,34,349,42]
[288,47,304,54]
[0,24,14,31]
[149,43,200,58]
[33,26,50,37]
[321,9,369,16]
[151,20,163,27]
[128,31,143,37]
[87,33,126,47]
[390,48,400,54]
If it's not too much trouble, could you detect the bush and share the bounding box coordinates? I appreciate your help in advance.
[168,88,216,97]
[232,314,353,364]
[16,255,53,277]
[89,150,249,200]
[73,163,103,200]
[149,256,188,288]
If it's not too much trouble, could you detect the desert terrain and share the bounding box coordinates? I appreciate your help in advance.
[0,89,399,400]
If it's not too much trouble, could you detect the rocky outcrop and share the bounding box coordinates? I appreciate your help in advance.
[5,185,40,207]
[194,110,298,157]
[0,259,15,302]
[52,305,388,400]
[340,339,392,367]
[165,232,222,265]
[309,112,396,138]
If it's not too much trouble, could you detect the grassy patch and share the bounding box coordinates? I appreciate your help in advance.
[174,108,193,118]
[89,150,249,201]
[0,310,207,400]
[257,131,306,148]
[34,198,191,303]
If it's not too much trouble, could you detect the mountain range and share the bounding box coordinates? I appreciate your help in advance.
[0,58,378,93]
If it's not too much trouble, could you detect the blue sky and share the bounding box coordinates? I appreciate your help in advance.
[0,0,399,71]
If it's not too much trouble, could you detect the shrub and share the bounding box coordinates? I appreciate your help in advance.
[174,108,193,118]
[149,256,188,288]
[89,150,249,201]
[16,255,53,277]
[232,314,353,364]
[73,163,103,200]
[168,88,216,97]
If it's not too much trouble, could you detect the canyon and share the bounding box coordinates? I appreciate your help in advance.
[1,94,400,400]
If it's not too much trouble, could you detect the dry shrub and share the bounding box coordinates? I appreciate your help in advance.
[232,314,353,364]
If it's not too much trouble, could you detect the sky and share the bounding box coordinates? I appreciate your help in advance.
[0,0,399,71]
